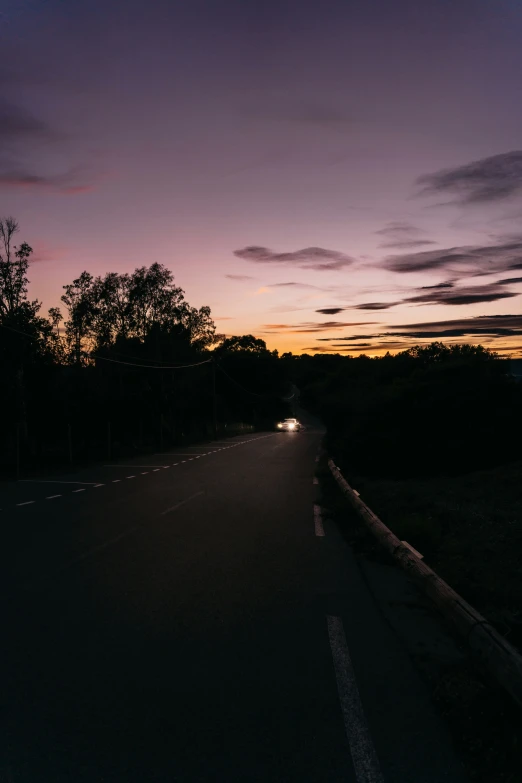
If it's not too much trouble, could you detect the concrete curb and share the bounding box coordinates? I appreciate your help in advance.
[328,458,522,710]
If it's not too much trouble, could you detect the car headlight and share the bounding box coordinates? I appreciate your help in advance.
[277,423,283,428]
[288,423,295,429]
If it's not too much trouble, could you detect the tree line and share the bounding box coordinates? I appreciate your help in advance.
[0,218,291,473]
[1,216,520,479]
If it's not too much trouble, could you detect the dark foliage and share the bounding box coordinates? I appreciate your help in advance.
[289,344,522,478]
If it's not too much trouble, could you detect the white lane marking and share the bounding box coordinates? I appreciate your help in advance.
[58,526,140,571]
[94,484,104,488]
[73,489,85,493]
[173,463,179,466]
[327,616,384,783]
[313,477,319,485]
[314,504,325,537]
[112,479,121,483]
[46,495,62,500]
[154,453,208,456]
[141,471,149,475]
[160,491,205,516]
[19,480,100,485]
[126,475,135,479]
[181,461,186,463]
[17,501,35,506]
[103,465,168,468]
[153,468,160,472]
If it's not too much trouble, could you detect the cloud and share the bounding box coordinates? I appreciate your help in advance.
[404,284,518,306]
[316,307,346,314]
[417,151,522,204]
[0,167,96,194]
[0,99,101,195]
[234,245,354,271]
[375,221,436,249]
[392,314,522,339]
[0,100,52,141]
[263,321,377,333]
[315,315,522,346]
[380,240,437,249]
[496,277,522,285]
[420,282,454,289]
[353,302,399,310]
[29,241,70,264]
[382,239,522,276]
[225,274,255,281]
[267,281,325,290]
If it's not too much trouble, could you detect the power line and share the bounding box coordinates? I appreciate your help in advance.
[91,353,212,370]
[215,362,272,398]
[1,322,212,369]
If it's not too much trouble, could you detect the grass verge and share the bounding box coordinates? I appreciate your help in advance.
[317,457,522,783]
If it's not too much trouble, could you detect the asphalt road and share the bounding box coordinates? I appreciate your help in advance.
[0,427,466,782]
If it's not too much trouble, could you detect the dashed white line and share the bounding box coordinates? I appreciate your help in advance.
[93,484,104,488]
[73,488,85,493]
[19,480,100,485]
[327,616,384,783]
[17,501,35,506]
[160,491,205,516]
[46,495,62,500]
[126,476,135,479]
[314,504,325,537]
[153,469,161,472]
[112,479,121,483]
[141,472,149,475]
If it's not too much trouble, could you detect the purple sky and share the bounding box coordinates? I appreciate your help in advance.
[1,0,522,355]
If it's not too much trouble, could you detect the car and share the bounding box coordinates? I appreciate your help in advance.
[276,417,301,432]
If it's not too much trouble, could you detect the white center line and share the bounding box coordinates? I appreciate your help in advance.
[160,491,204,516]
[17,501,35,506]
[104,465,168,468]
[19,480,100,485]
[314,504,325,537]
[141,471,149,475]
[153,469,160,472]
[327,616,384,783]
[73,488,85,493]
[46,494,62,500]
[126,475,135,479]
[94,484,104,488]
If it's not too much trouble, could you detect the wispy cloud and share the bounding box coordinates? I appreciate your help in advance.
[496,276,522,285]
[375,221,436,249]
[225,274,255,281]
[382,238,522,276]
[0,99,101,195]
[405,284,517,306]
[263,320,377,333]
[417,151,522,204]
[234,245,354,271]
[318,315,522,345]
[316,307,346,314]
[353,302,399,310]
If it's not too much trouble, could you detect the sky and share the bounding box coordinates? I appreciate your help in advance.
[1,0,522,356]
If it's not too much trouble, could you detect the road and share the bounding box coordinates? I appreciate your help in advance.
[0,427,466,782]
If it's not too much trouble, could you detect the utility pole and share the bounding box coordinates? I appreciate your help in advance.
[212,359,217,438]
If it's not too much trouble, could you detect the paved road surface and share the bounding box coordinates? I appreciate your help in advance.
[0,427,465,782]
